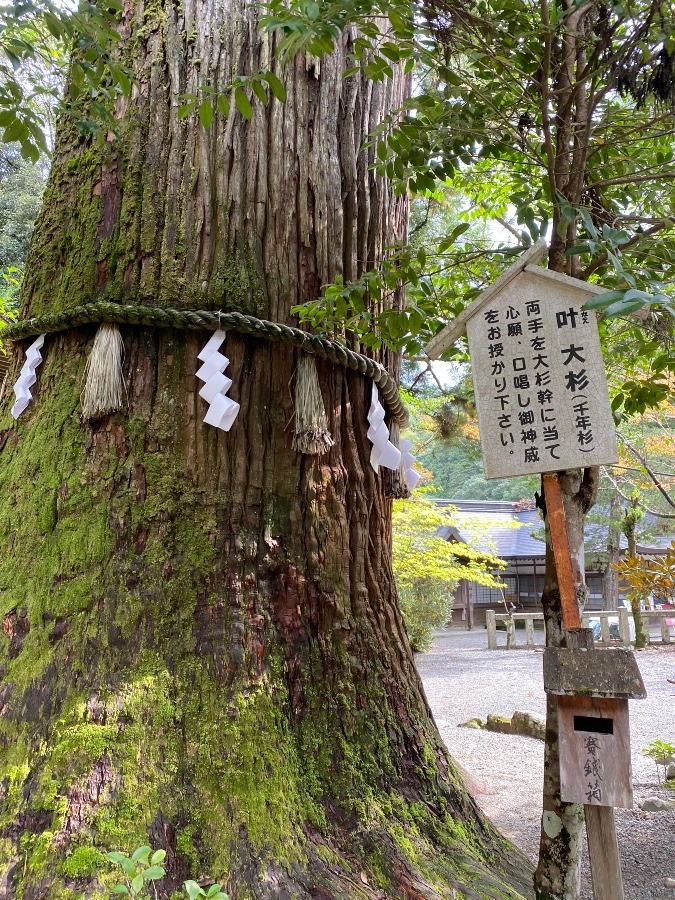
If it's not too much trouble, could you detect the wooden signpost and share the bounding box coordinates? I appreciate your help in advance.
[426,240,646,900]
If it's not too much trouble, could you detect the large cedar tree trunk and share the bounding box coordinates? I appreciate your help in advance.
[0,2,532,898]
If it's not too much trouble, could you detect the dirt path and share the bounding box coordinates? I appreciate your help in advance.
[416,630,675,899]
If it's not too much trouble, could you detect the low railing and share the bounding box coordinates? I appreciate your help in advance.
[486,611,545,650]
[580,608,633,646]
[486,607,674,649]
[639,608,674,645]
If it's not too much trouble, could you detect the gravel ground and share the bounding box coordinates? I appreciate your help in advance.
[416,629,675,899]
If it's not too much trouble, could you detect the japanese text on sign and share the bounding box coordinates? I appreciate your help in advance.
[467,271,618,479]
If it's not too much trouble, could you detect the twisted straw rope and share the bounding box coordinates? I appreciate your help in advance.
[3,302,408,425]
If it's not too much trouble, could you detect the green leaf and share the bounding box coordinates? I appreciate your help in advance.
[107,851,128,864]
[178,102,195,120]
[112,886,129,895]
[262,71,286,102]
[184,881,206,900]
[131,846,152,864]
[304,1,320,21]
[438,222,470,252]
[120,858,136,877]
[150,849,166,866]
[198,99,213,129]
[216,94,230,118]
[131,874,144,893]
[582,290,625,310]
[251,79,268,105]
[3,120,27,143]
[602,299,647,318]
[564,244,591,257]
[234,88,253,121]
[143,865,165,880]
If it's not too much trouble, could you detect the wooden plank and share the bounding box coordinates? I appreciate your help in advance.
[585,805,625,900]
[542,473,582,629]
[558,695,633,808]
[425,240,547,358]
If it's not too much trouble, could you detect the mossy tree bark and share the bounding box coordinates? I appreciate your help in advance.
[0,2,532,899]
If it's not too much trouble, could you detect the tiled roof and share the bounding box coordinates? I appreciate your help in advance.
[435,499,546,560]
[434,498,673,560]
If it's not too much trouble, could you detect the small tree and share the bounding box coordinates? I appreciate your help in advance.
[393,498,505,649]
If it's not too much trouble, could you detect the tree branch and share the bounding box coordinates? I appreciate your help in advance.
[619,438,675,512]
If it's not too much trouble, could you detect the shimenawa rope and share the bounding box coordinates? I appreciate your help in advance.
[4,301,408,426]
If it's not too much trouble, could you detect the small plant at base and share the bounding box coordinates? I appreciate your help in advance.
[642,739,675,785]
[107,846,166,897]
[183,881,229,899]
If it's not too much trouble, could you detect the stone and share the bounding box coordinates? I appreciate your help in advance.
[486,714,513,735]
[640,797,675,812]
[511,710,546,741]
[664,877,675,889]
[667,764,675,781]
[458,718,484,729]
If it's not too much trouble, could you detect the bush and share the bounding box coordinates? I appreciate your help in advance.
[398,579,452,652]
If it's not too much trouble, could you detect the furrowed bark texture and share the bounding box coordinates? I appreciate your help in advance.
[0,2,532,898]
[534,468,599,900]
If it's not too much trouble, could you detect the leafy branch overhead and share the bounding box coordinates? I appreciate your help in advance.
[0,0,131,159]
[267,0,675,419]
[1,0,674,422]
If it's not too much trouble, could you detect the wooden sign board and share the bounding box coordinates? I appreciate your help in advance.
[558,695,633,808]
[466,267,618,479]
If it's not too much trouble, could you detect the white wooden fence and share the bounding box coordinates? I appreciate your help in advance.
[485,608,674,650]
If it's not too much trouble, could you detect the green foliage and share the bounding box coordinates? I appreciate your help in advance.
[264,0,675,421]
[177,70,286,127]
[642,739,675,784]
[0,0,132,160]
[393,497,505,649]
[397,581,451,652]
[107,846,167,897]
[107,846,230,898]
[0,152,47,270]
[183,881,229,900]
[614,542,675,605]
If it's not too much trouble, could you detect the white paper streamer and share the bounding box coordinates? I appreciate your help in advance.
[196,330,240,432]
[367,385,401,473]
[11,334,46,419]
[400,438,421,490]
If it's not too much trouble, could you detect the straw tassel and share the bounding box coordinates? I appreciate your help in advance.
[292,353,334,455]
[81,323,125,420]
[385,422,411,498]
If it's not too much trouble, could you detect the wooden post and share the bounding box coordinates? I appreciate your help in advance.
[486,610,497,650]
[542,474,627,900]
[585,806,625,900]
[542,473,582,629]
